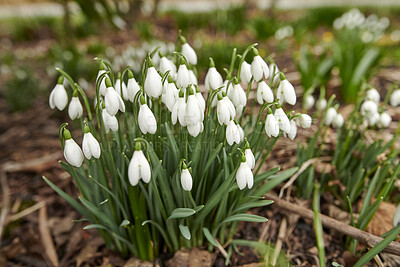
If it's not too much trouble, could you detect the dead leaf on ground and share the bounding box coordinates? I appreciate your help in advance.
[38,205,59,267]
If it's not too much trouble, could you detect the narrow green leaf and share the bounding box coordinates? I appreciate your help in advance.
[167,208,196,220]
[221,214,267,224]
[233,200,274,213]
[179,224,191,240]
[203,227,218,247]
[83,224,109,230]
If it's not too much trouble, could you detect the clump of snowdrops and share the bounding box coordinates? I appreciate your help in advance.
[45,34,310,261]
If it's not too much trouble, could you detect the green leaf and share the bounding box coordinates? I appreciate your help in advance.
[83,224,109,230]
[233,200,273,213]
[203,227,218,247]
[221,214,267,224]
[179,224,191,240]
[253,167,298,197]
[167,208,196,220]
[193,205,204,212]
[142,220,172,250]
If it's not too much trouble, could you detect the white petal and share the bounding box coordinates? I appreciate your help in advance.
[182,43,197,65]
[139,151,151,183]
[181,169,193,191]
[82,133,92,159]
[245,149,255,169]
[144,67,162,98]
[68,97,83,120]
[128,151,140,186]
[282,80,296,105]
[236,163,248,190]
[64,139,84,167]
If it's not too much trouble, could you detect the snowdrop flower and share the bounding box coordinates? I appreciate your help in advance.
[325,107,337,125]
[181,36,197,65]
[275,105,291,134]
[171,90,187,126]
[288,120,297,140]
[195,86,206,112]
[366,88,380,103]
[82,125,101,159]
[240,61,252,85]
[276,75,296,105]
[361,100,378,117]
[226,120,241,146]
[184,88,203,126]
[176,59,190,89]
[269,63,281,87]
[63,129,83,168]
[390,90,400,107]
[144,59,163,98]
[211,79,233,108]
[332,113,344,129]
[265,108,279,137]
[216,93,235,125]
[256,81,274,104]
[115,73,128,101]
[138,95,157,134]
[316,98,327,111]
[205,58,223,91]
[159,54,176,78]
[49,76,68,111]
[187,122,203,137]
[250,48,269,81]
[228,81,247,116]
[244,142,255,169]
[68,91,83,120]
[298,114,312,128]
[128,142,151,186]
[189,70,198,85]
[377,112,391,128]
[236,155,254,190]
[180,163,193,191]
[126,70,141,102]
[237,124,244,142]
[102,105,118,133]
[104,78,125,116]
[96,62,108,96]
[304,94,315,110]
[162,75,179,112]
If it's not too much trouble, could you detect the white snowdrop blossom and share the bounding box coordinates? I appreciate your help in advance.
[171,92,187,126]
[275,107,291,134]
[240,61,252,85]
[128,143,151,186]
[195,88,206,112]
[237,124,244,142]
[63,129,84,168]
[366,88,380,103]
[236,156,254,190]
[159,56,176,78]
[265,111,279,137]
[378,112,392,128]
[216,94,235,125]
[325,107,337,126]
[68,94,83,120]
[102,106,118,133]
[298,114,312,128]
[276,78,296,105]
[96,69,108,96]
[288,120,297,140]
[126,72,141,102]
[228,82,247,116]
[245,145,255,169]
[250,51,269,81]
[184,91,203,126]
[316,98,327,111]
[187,122,203,137]
[332,114,344,129]
[189,70,198,85]
[104,78,125,116]
[390,90,400,107]
[49,78,68,111]
[205,59,223,91]
[138,97,157,134]
[256,81,274,104]
[115,79,128,101]
[162,77,179,112]
[144,64,163,98]
[82,126,101,159]
[180,165,193,191]
[181,41,197,65]
[176,62,190,89]
[226,120,241,146]
[361,100,378,117]
[304,94,315,110]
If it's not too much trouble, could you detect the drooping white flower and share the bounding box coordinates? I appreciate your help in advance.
[276,78,296,105]
[216,94,235,125]
[82,126,101,159]
[176,61,190,89]
[128,143,151,186]
[144,62,163,98]
[332,113,344,129]
[96,63,108,96]
[63,129,84,168]
[251,51,269,81]
[159,56,177,78]
[181,39,197,65]
[366,88,380,103]
[245,143,255,169]
[171,91,187,126]
[275,106,291,134]
[226,120,241,146]
[228,82,247,116]
[104,78,125,116]
[187,122,203,137]
[68,94,83,120]
[162,76,179,112]
[189,70,198,85]
[115,77,128,101]
[377,112,392,128]
[390,90,400,107]
[265,110,279,137]
[195,87,206,112]
[288,120,297,140]
[298,114,312,128]
[325,107,337,126]
[185,90,203,126]
[138,96,157,134]
[304,94,315,110]
[316,98,327,111]
[180,164,193,191]
[236,155,254,190]
[237,124,244,142]
[126,71,141,102]
[102,106,118,133]
[205,59,223,91]
[240,61,252,85]
[361,100,378,117]
[256,81,274,104]
[49,77,68,111]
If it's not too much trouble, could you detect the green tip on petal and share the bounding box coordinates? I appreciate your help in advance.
[105,77,112,88]
[188,86,194,95]
[179,89,184,98]
[209,58,215,68]
[84,125,90,133]
[57,76,64,85]
[140,95,146,105]
[241,155,246,163]
[128,69,134,79]
[167,75,174,83]
[279,72,286,80]
[73,90,78,97]
[252,48,259,56]
[245,140,250,149]
[222,91,227,97]
[99,61,106,70]
[135,141,142,151]
[64,129,72,140]
[180,35,187,44]
[117,72,121,79]
[267,107,273,114]
[182,162,187,169]
[148,57,154,67]
[195,85,200,93]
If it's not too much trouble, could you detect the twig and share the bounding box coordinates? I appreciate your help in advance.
[39,205,59,267]
[266,193,400,256]
[0,169,10,242]
[215,239,229,259]
[2,152,62,173]
[279,157,332,198]
[7,201,46,223]
[271,217,287,266]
